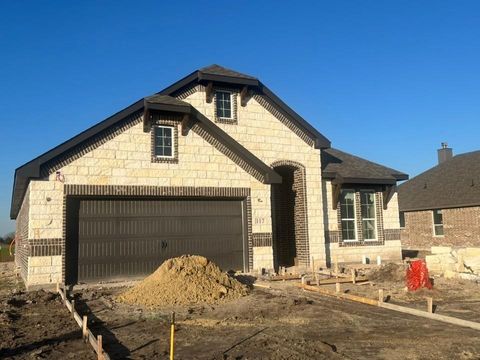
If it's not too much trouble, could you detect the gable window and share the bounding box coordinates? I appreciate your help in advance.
[154,125,174,158]
[433,209,444,236]
[340,190,357,241]
[360,190,377,240]
[215,91,232,119]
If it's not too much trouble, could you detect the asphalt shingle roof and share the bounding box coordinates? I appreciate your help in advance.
[398,150,480,211]
[322,148,408,184]
[199,64,257,80]
[145,94,190,107]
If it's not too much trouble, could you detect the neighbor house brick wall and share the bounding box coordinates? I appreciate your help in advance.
[401,206,480,249]
[181,87,326,265]
[322,180,402,264]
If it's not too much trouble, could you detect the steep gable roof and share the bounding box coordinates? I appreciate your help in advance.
[10,64,330,219]
[398,150,480,212]
[322,148,408,185]
[10,93,282,219]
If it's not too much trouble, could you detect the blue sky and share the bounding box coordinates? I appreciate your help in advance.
[1,1,479,234]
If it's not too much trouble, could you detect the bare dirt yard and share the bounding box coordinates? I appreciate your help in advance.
[1,260,480,360]
[0,262,95,359]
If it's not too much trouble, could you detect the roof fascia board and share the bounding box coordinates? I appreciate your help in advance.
[190,108,281,184]
[11,99,145,219]
[259,83,331,149]
[146,102,192,114]
[401,202,480,212]
[197,73,259,86]
[333,176,397,185]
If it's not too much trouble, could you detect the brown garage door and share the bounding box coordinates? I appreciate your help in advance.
[76,198,245,282]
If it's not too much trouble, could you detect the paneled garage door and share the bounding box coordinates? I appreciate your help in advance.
[75,198,245,282]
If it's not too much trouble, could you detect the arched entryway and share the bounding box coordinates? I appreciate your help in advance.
[271,160,309,270]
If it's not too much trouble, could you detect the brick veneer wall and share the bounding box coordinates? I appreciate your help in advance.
[401,206,480,249]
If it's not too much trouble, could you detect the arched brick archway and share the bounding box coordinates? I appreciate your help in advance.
[271,160,309,270]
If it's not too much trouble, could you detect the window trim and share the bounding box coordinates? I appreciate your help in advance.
[153,125,175,159]
[215,90,233,119]
[340,189,358,242]
[432,209,444,237]
[360,189,377,241]
[150,120,179,164]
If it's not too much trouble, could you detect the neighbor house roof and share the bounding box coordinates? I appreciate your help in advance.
[398,150,480,212]
[322,148,408,185]
[11,64,327,219]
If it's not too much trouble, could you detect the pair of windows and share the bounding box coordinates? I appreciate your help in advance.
[340,189,377,241]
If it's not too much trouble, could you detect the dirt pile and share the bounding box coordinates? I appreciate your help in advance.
[367,263,407,283]
[117,255,248,308]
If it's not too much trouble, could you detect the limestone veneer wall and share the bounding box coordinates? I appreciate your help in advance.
[182,87,326,265]
[25,112,281,285]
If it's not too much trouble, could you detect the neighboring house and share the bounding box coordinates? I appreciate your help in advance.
[11,65,408,288]
[399,144,480,249]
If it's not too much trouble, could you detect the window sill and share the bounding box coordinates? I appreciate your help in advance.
[151,156,178,164]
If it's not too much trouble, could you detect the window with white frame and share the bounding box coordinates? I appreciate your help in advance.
[154,125,174,158]
[340,190,357,241]
[360,190,377,240]
[433,209,444,236]
[215,91,232,119]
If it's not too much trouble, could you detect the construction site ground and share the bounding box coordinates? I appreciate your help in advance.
[1,261,480,360]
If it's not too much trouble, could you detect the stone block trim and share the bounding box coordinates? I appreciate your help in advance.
[213,87,238,124]
[40,110,143,177]
[61,184,254,282]
[253,94,316,148]
[252,233,273,247]
[150,115,181,164]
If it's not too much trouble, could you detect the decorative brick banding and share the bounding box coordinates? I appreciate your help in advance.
[252,233,273,247]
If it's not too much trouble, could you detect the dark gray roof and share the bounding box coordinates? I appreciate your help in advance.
[398,150,480,212]
[10,64,330,219]
[322,148,408,185]
[199,64,257,80]
[145,94,190,106]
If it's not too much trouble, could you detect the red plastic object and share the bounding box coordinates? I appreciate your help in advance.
[406,259,433,291]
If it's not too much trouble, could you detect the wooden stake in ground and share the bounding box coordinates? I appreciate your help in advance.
[378,289,384,303]
[97,335,103,360]
[335,282,341,293]
[82,316,88,343]
[351,269,356,284]
[170,312,175,360]
[427,297,433,313]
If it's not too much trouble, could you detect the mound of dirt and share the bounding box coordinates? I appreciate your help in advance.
[367,263,407,283]
[117,255,248,308]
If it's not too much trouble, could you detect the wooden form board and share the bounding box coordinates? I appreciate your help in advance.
[58,286,111,360]
[296,283,480,331]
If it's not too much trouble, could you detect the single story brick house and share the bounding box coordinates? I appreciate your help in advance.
[11,65,408,288]
[399,144,480,249]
